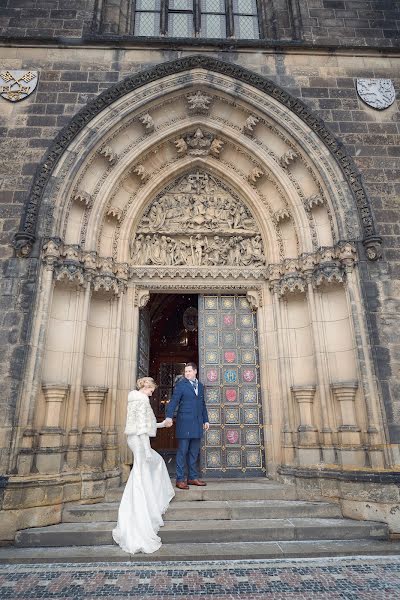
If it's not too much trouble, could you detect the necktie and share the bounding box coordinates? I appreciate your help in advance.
[192,380,198,395]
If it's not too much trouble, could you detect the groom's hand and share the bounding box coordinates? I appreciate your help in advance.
[165,417,173,428]
[204,422,210,431]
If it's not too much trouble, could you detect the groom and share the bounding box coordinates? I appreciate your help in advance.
[165,362,209,490]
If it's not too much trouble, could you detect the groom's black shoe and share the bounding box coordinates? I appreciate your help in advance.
[187,479,207,486]
[176,481,190,490]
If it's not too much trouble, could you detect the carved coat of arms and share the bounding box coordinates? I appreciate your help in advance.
[0,70,38,102]
[356,79,396,110]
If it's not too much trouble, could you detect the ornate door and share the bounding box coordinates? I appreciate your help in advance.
[199,295,266,477]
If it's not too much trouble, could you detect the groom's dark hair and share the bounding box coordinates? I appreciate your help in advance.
[185,362,197,370]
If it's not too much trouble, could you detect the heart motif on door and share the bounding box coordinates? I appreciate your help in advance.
[225,389,237,402]
[224,351,236,363]
[226,430,239,444]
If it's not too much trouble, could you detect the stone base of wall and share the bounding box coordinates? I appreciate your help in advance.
[278,466,400,535]
[0,468,122,543]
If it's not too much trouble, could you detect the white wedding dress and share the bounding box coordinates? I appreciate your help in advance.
[112,390,175,554]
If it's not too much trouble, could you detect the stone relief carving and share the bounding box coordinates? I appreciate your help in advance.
[0,70,38,102]
[174,129,224,157]
[303,194,324,211]
[130,171,266,268]
[106,206,122,221]
[274,208,291,224]
[356,79,396,110]
[186,90,212,113]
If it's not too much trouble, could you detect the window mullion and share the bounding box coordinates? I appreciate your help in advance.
[226,0,234,38]
[194,0,201,36]
[161,0,168,34]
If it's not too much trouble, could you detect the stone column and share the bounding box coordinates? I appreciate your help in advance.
[66,277,92,469]
[305,275,336,464]
[81,386,108,468]
[13,239,61,475]
[292,385,319,465]
[36,384,69,474]
[339,243,386,467]
[268,268,295,465]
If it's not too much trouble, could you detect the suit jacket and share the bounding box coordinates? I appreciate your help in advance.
[166,378,209,439]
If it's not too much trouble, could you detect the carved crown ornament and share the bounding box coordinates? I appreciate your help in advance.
[14,56,381,261]
[174,129,224,157]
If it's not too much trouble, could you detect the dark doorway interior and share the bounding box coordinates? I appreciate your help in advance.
[147,293,199,461]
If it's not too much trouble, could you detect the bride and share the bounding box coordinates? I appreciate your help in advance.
[112,377,175,554]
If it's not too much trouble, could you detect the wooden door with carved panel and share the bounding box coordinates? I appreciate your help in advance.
[199,295,266,477]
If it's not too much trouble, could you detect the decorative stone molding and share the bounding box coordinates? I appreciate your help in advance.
[280,150,299,169]
[131,265,267,280]
[14,55,381,258]
[41,239,128,295]
[267,241,357,296]
[248,167,264,185]
[243,115,259,136]
[99,145,118,165]
[186,90,212,113]
[139,113,154,133]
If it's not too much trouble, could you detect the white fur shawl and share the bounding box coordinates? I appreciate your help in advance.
[124,390,157,437]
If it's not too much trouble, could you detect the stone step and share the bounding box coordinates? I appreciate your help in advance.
[105,480,297,503]
[63,499,342,523]
[15,517,388,548]
[2,539,400,564]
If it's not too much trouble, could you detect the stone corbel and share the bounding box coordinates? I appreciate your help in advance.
[132,164,149,183]
[363,235,383,261]
[134,288,150,308]
[73,190,93,209]
[246,289,262,310]
[36,383,70,474]
[303,194,324,211]
[337,241,357,272]
[274,208,291,225]
[291,385,318,446]
[279,274,307,297]
[81,386,108,468]
[106,206,123,222]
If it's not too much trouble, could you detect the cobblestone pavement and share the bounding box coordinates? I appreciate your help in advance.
[1,556,400,599]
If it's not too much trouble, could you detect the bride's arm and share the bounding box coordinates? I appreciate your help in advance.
[138,433,153,461]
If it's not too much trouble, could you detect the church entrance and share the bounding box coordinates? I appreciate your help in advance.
[138,292,265,478]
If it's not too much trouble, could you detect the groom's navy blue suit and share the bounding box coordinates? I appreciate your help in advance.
[166,377,209,482]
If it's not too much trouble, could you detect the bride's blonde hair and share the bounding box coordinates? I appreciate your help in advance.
[137,376,157,390]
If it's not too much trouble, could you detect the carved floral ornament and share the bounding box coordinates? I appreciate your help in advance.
[13,56,381,261]
[42,235,357,300]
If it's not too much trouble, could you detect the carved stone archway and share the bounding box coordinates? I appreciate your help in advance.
[5,54,395,544]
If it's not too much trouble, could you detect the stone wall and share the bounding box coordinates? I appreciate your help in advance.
[0,47,399,478]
